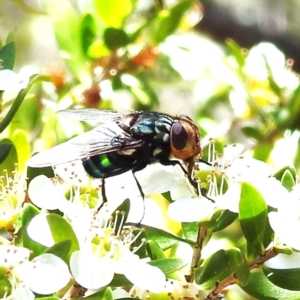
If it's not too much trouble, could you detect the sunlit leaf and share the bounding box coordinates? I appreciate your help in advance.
[45,240,72,264]
[239,182,267,256]
[226,39,246,68]
[80,13,97,57]
[46,213,79,256]
[207,209,237,232]
[0,139,17,174]
[22,204,46,258]
[44,0,86,80]
[194,249,233,288]
[264,267,300,291]
[0,143,12,164]
[242,269,300,300]
[11,129,30,172]
[0,74,39,133]
[146,240,166,260]
[152,0,196,44]
[227,248,250,286]
[103,27,129,50]
[280,170,295,191]
[273,165,296,182]
[143,225,193,250]
[0,41,15,70]
[93,0,133,28]
[149,258,187,275]
[84,287,113,300]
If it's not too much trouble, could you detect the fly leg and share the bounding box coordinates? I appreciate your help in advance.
[97,177,108,212]
[158,158,197,190]
[131,162,148,224]
[159,158,214,202]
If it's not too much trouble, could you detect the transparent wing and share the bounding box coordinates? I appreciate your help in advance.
[57,108,135,122]
[27,122,143,168]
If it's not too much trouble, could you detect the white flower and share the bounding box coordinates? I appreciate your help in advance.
[0,166,27,230]
[27,175,102,247]
[0,69,29,92]
[130,278,204,300]
[244,42,299,89]
[0,245,70,299]
[198,143,275,213]
[265,252,300,269]
[68,211,166,294]
[168,195,215,222]
[268,183,300,250]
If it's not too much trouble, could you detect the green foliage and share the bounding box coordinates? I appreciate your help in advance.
[0,41,16,70]
[3,1,300,299]
[239,182,268,256]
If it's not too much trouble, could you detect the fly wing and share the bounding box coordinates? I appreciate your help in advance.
[27,122,143,168]
[57,109,135,122]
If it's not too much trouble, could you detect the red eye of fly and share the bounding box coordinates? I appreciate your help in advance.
[171,122,188,150]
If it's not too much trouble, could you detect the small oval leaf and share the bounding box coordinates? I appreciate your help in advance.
[239,182,267,255]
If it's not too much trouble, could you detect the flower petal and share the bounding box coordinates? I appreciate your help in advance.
[0,69,29,92]
[265,252,300,269]
[27,213,54,247]
[70,250,114,289]
[269,212,300,250]
[28,175,65,210]
[124,262,166,293]
[168,197,214,222]
[26,253,71,294]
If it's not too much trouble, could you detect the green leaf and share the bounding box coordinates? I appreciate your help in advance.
[80,13,97,57]
[10,129,30,172]
[287,84,300,129]
[227,248,250,286]
[281,170,295,192]
[27,164,55,184]
[0,143,12,164]
[264,267,300,291]
[84,286,113,299]
[194,249,233,288]
[182,222,198,242]
[226,39,246,68]
[0,139,17,174]
[93,0,133,28]
[152,0,196,44]
[22,204,46,257]
[241,126,265,140]
[0,74,39,133]
[149,257,187,275]
[239,182,267,255]
[36,297,60,300]
[242,269,300,300]
[207,209,237,232]
[143,225,193,250]
[0,41,16,70]
[44,0,86,80]
[273,165,296,182]
[252,144,273,162]
[45,240,72,264]
[46,214,79,256]
[146,240,166,260]
[110,273,131,287]
[103,27,129,50]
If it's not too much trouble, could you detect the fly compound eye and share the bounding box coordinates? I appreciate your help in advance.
[171,122,188,150]
[170,118,201,161]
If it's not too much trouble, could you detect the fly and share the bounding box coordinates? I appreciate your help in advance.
[27,109,202,217]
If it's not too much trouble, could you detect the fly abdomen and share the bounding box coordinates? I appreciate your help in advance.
[83,152,138,178]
